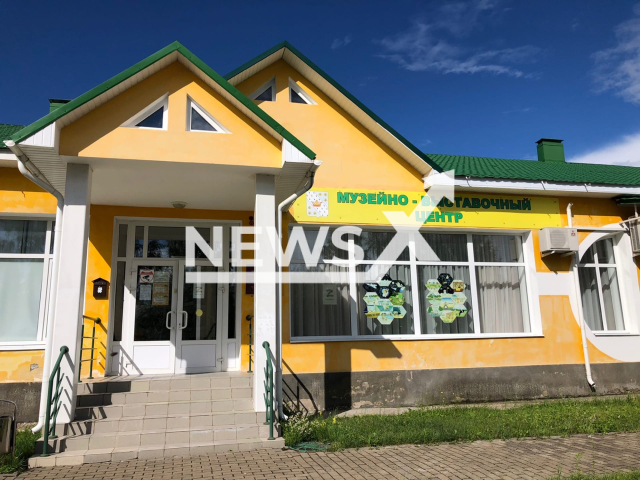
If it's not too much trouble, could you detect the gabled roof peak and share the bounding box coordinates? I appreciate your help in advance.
[225,41,440,174]
[11,41,315,160]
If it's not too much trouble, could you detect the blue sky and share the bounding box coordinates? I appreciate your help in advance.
[2,0,640,165]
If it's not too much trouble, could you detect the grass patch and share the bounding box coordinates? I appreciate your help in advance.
[0,428,40,474]
[283,396,640,450]
[549,472,640,479]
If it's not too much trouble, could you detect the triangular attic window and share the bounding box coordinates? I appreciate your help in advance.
[250,78,276,102]
[187,97,229,133]
[288,79,316,105]
[290,89,306,104]
[255,86,274,101]
[136,107,164,128]
[122,94,168,130]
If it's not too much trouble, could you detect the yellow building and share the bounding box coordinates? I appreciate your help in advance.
[1,41,640,464]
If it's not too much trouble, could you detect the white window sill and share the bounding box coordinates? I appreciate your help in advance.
[290,333,544,343]
[592,331,639,337]
[0,341,46,351]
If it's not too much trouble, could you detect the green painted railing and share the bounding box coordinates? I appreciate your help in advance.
[78,316,101,382]
[262,341,275,440]
[246,315,253,373]
[42,345,68,457]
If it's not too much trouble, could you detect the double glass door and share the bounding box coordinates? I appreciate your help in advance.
[130,260,224,373]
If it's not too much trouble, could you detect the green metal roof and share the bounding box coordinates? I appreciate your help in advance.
[10,42,316,160]
[0,124,25,149]
[428,153,640,187]
[225,41,441,172]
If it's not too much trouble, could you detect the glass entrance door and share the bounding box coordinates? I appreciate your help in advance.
[130,260,178,373]
[115,221,239,375]
[175,264,224,373]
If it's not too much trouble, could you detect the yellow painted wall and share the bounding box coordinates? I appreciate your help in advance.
[0,351,45,383]
[0,167,57,214]
[233,60,639,375]
[2,57,640,383]
[59,62,282,168]
[235,61,425,191]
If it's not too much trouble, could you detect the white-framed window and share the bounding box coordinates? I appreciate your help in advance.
[288,78,316,105]
[186,96,229,133]
[250,77,276,102]
[0,217,54,348]
[121,94,169,130]
[578,236,625,332]
[289,227,537,341]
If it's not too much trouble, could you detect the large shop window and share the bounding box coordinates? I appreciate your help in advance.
[289,228,534,340]
[0,219,53,344]
[578,237,625,331]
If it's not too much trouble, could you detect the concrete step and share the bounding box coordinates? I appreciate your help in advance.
[76,387,252,407]
[78,374,253,395]
[56,411,267,436]
[74,397,254,420]
[29,436,285,467]
[37,424,275,453]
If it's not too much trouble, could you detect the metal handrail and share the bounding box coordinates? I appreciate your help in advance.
[78,316,101,382]
[42,345,68,457]
[262,341,275,441]
[246,315,253,373]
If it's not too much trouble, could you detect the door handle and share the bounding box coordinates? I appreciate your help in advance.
[180,311,188,330]
[166,311,173,329]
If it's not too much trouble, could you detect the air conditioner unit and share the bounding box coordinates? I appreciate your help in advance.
[539,227,579,256]
[629,217,640,256]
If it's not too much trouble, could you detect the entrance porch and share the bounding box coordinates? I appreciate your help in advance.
[30,371,282,467]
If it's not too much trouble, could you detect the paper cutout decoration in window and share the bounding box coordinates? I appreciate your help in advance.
[362,274,406,325]
[425,273,468,323]
[136,107,164,129]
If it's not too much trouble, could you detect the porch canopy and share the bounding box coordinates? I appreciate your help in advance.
[8,41,318,209]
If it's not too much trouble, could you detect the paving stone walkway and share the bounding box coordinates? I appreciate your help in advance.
[16,432,640,480]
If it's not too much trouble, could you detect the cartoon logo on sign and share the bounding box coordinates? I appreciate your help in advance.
[307,191,329,218]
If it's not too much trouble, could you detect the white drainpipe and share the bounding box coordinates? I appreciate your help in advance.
[566,202,596,390]
[275,160,321,419]
[5,140,65,432]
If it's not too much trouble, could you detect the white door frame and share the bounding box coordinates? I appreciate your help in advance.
[174,259,227,373]
[127,258,180,374]
[108,218,241,375]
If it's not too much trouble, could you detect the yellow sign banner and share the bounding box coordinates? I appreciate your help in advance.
[291,188,561,228]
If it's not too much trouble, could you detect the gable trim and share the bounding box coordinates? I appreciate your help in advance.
[225,41,441,173]
[11,41,316,160]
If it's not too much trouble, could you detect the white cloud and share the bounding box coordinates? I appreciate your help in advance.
[377,0,541,78]
[592,3,640,104]
[569,132,640,167]
[331,35,352,50]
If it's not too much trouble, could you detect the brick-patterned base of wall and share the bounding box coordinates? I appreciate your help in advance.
[282,362,640,413]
